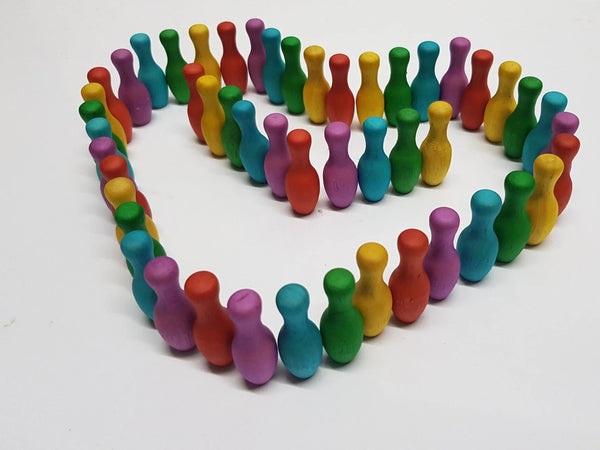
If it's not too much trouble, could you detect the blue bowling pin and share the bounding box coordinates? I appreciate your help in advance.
[261,27,285,105]
[130,33,169,109]
[456,189,502,282]
[357,116,391,202]
[232,100,269,184]
[521,91,568,174]
[276,283,323,379]
[86,117,134,181]
[120,230,157,320]
[411,41,440,122]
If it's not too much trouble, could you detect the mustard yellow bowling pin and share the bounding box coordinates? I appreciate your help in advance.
[483,61,521,143]
[189,24,221,82]
[104,177,159,243]
[196,75,226,157]
[525,154,564,245]
[356,52,384,126]
[302,45,330,124]
[81,82,128,148]
[420,100,453,186]
[352,242,393,337]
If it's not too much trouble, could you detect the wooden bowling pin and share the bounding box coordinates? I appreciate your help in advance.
[285,129,320,215]
[196,75,226,157]
[457,189,502,282]
[158,29,189,104]
[227,289,278,385]
[184,271,235,367]
[245,18,266,93]
[144,256,196,351]
[320,268,364,364]
[526,154,564,245]
[326,53,354,126]
[182,63,206,143]
[218,85,244,168]
[303,45,330,124]
[460,49,493,131]
[552,133,580,215]
[81,82,128,150]
[384,47,411,127]
[82,108,127,156]
[189,24,221,82]
[275,283,323,379]
[261,27,285,104]
[389,108,421,194]
[356,51,384,125]
[88,135,133,182]
[420,100,453,186]
[483,61,521,143]
[541,112,579,155]
[323,121,358,209]
[232,100,269,184]
[281,36,307,114]
[389,229,430,323]
[358,116,391,202]
[352,242,392,337]
[217,21,248,93]
[87,67,133,142]
[130,32,169,109]
[440,37,471,119]
[423,207,461,300]
[263,113,291,198]
[411,41,440,122]
[111,48,152,126]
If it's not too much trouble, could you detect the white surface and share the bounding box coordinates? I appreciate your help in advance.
[1,1,599,448]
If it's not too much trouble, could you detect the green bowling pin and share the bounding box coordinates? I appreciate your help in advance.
[218,85,244,169]
[159,29,189,104]
[389,108,422,194]
[280,36,306,114]
[384,47,412,127]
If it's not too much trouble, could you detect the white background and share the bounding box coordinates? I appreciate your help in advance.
[1,0,599,448]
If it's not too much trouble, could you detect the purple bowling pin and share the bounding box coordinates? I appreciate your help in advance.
[541,112,579,154]
[227,289,278,385]
[143,256,196,351]
[89,136,119,210]
[263,113,292,198]
[323,121,358,209]
[423,207,461,300]
[111,48,152,126]
[245,18,267,94]
[440,37,471,119]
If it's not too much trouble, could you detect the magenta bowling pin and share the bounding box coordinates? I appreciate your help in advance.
[263,113,292,198]
[89,136,119,210]
[111,48,152,126]
[423,207,461,300]
[440,37,471,119]
[323,121,358,209]
[143,256,196,351]
[540,112,579,154]
[227,289,278,385]
[245,18,267,94]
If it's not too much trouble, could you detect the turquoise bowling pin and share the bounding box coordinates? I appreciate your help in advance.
[232,100,269,184]
[85,115,127,156]
[323,121,358,209]
[263,113,291,198]
[439,37,471,119]
[261,27,285,105]
[144,256,196,351]
[120,230,157,320]
[456,189,502,282]
[276,283,323,379]
[357,116,391,202]
[389,107,422,194]
[280,36,307,114]
[493,171,535,263]
[522,91,568,174]
[129,33,169,109]
[411,41,440,122]
[227,289,278,385]
[383,47,411,127]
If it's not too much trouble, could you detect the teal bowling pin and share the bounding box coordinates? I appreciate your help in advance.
[357,116,391,202]
[384,47,411,126]
[276,283,323,379]
[503,76,543,159]
[120,230,157,320]
[218,85,244,169]
[130,33,169,109]
[232,100,269,184]
[456,189,502,282]
[82,107,127,155]
[522,91,568,173]
[261,27,285,105]
[493,171,535,263]
[411,41,440,122]
[159,29,189,104]
[280,36,307,114]
[389,108,422,194]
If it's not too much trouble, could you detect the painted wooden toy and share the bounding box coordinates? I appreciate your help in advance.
[483,61,521,143]
[281,36,307,114]
[384,47,411,127]
[182,63,206,143]
[552,133,580,215]
[158,29,189,104]
[285,128,320,215]
[130,32,169,109]
[356,51,384,125]
[323,121,358,209]
[389,108,421,194]
[420,100,453,186]
[326,53,354,126]
[440,36,470,119]
[303,45,330,124]
[358,116,391,201]
[460,49,493,131]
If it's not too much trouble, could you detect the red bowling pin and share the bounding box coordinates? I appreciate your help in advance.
[182,63,206,143]
[217,21,248,93]
[326,54,354,126]
[285,129,320,215]
[552,133,580,215]
[460,49,493,131]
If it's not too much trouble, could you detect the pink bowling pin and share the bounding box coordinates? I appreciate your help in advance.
[144,256,197,351]
[440,37,471,119]
[89,136,120,209]
[245,18,266,94]
[263,113,292,198]
[541,112,579,154]
[423,207,461,300]
[111,48,152,126]
[182,63,206,143]
[217,21,248,93]
[323,121,358,209]
[227,289,278,385]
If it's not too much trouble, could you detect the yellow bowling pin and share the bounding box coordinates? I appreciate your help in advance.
[352,242,393,337]
[189,24,221,83]
[196,75,226,157]
[302,45,330,124]
[356,51,384,126]
[483,61,521,143]
[104,177,159,243]
[420,100,453,186]
[81,82,128,148]
[526,154,564,245]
